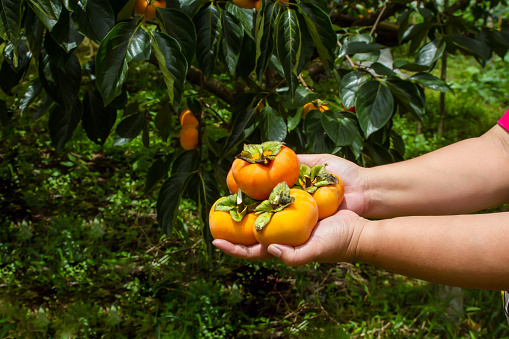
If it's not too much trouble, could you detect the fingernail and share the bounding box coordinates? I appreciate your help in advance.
[268,245,282,258]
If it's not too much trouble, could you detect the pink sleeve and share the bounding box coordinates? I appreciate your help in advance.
[498,109,509,131]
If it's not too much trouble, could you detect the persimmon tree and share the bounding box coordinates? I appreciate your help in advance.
[1,0,508,251]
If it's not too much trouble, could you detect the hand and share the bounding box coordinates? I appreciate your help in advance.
[213,209,368,266]
[297,154,367,215]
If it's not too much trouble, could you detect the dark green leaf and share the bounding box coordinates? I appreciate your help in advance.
[284,86,318,109]
[363,141,394,166]
[276,8,300,100]
[0,99,8,125]
[221,10,244,77]
[157,8,197,67]
[414,39,444,66]
[193,4,221,78]
[0,0,22,59]
[390,130,405,157]
[113,112,146,146]
[225,2,254,39]
[48,99,83,152]
[370,62,397,77]
[220,94,258,159]
[72,0,115,43]
[156,172,194,235]
[27,0,62,31]
[356,81,394,138]
[322,111,359,147]
[20,79,43,115]
[154,104,172,142]
[172,149,200,175]
[255,1,279,82]
[259,106,287,142]
[179,0,208,17]
[96,20,151,106]
[82,90,117,146]
[145,154,173,193]
[297,2,336,71]
[32,95,54,121]
[338,41,384,59]
[339,71,369,109]
[38,48,82,113]
[50,7,84,53]
[393,59,430,72]
[386,78,425,120]
[304,110,335,154]
[408,73,453,93]
[25,7,44,60]
[150,31,188,111]
[451,35,491,66]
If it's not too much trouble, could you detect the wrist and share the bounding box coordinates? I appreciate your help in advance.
[354,218,383,264]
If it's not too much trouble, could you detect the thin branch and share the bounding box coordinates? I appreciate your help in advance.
[370,3,387,36]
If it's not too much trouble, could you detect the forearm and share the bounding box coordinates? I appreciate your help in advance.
[362,125,509,218]
[357,212,509,290]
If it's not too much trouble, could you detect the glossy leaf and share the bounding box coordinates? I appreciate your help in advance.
[451,35,491,66]
[322,111,359,147]
[255,1,278,82]
[72,0,115,43]
[225,2,254,39]
[386,78,425,120]
[364,141,394,166]
[276,8,300,100]
[27,0,62,31]
[284,86,318,109]
[0,0,22,65]
[156,172,194,236]
[38,48,82,114]
[82,90,117,146]
[338,41,384,59]
[50,6,84,53]
[145,154,173,193]
[221,10,243,77]
[25,7,44,60]
[339,71,369,109]
[408,73,453,93]
[356,81,394,138]
[297,2,336,71]
[193,4,221,78]
[154,104,172,142]
[157,8,197,67]
[48,100,83,152]
[220,94,258,159]
[414,39,444,67]
[20,79,43,115]
[114,113,146,146]
[96,20,151,106]
[150,31,188,111]
[260,106,287,142]
[304,110,335,154]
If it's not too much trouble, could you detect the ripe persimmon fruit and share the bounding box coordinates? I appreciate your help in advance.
[232,141,299,200]
[253,183,318,247]
[209,193,259,246]
[179,108,199,127]
[179,125,198,150]
[134,0,166,20]
[294,164,345,220]
[226,168,239,194]
[233,0,256,9]
[302,102,329,118]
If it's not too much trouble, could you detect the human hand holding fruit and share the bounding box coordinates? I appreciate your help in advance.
[212,151,369,265]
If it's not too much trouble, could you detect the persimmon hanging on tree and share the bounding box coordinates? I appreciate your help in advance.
[302,101,329,118]
[232,141,299,200]
[294,164,345,220]
[253,182,318,247]
[134,0,166,20]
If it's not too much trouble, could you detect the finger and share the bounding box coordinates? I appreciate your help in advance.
[267,243,320,267]
[213,239,273,260]
[296,154,327,167]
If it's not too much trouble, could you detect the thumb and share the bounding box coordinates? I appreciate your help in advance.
[267,244,317,267]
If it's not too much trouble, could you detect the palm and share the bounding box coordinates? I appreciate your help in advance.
[297,154,366,215]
